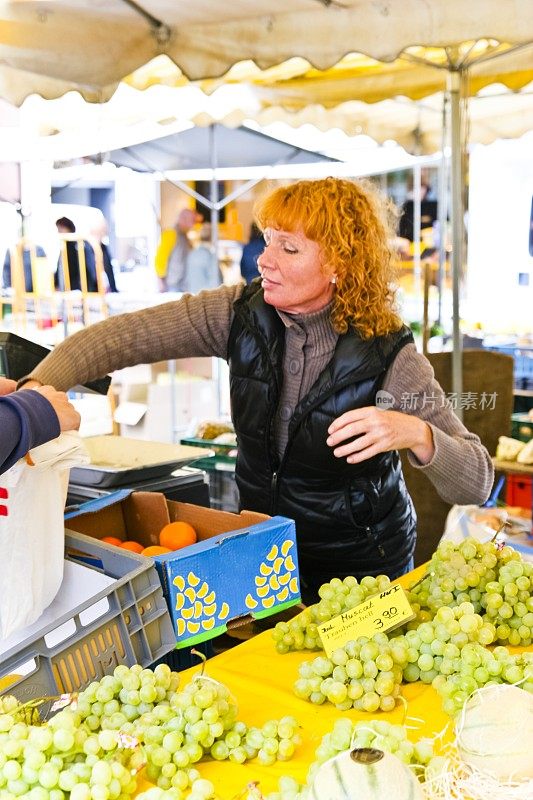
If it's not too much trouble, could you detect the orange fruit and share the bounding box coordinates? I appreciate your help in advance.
[101,536,123,547]
[142,545,172,557]
[119,540,144,554]
[159,521,197,551]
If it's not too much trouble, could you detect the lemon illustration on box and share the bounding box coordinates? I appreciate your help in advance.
[172,571,230,639]
[244,540,299,614]
[153,515,300,647]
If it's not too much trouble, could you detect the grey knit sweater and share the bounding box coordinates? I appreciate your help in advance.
[27,284,493,505]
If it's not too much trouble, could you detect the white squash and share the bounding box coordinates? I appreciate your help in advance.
[517,437,533,464]
[495,436,526,461]
[457,684,533,781]
[310,747,423,800]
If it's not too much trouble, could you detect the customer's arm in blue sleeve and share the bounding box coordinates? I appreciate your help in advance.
[0,391,61,474]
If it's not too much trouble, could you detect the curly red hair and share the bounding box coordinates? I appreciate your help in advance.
[254,178,402,338]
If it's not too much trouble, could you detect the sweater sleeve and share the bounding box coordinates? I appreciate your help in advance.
[382,343,494,505]
[0,391,61,474]
[22,284,245,392]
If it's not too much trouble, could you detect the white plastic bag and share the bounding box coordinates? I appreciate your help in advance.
[441,504,508,545]
[0,431,89,640]
[441,504,533,562]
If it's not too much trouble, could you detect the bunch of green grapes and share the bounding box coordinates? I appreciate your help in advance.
[479,558,533,646]
[293,632,408,713]
[272,574,393,654]
[0,662,303,799]
[408,538,501,613]
[79,667,301,794]
[265,717,435,800]
[433,643,533,716]
[145,675,300,790]
[75,663,180,732]
[0,702,141,800]
[408,538,533,646]
[390,603,497,687]
[141,673,239,792]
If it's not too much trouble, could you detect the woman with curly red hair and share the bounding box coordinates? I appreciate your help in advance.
[20,178,492,601]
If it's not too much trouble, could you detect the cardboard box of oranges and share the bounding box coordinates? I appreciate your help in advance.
[65,491,300,647]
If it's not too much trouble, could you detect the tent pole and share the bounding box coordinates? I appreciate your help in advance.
[449,70,464,420]
[209,124,222,418]
[437,94,449,327]
[209,124,219,263]
[413,161,422,314]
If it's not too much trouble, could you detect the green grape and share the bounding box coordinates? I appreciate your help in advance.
[258,748,276,766]
[361,692,380,712]
[403,664,420,682]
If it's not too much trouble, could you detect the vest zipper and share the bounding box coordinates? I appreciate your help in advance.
[365,525,386,559]
[270,471,279,515]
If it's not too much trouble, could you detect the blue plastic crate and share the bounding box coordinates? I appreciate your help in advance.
[515,352,533,387]
[485,345,533,389]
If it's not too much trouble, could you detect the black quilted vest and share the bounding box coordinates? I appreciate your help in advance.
[227,283,417,596]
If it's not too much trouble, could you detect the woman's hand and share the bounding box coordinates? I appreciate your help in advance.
[32,386,81,432]
[0,378,17,396]
[327,406,435,465]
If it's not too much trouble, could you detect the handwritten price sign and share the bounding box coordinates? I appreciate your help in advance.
[317,584,415,656]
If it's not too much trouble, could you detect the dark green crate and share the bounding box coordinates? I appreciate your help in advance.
[180,436,236,459]
[511,413,533,442]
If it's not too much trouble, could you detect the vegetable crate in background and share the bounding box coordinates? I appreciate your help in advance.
[202,462,240,513]
[511,412,533,443]
[0,531,176,702]
[180,435,238,513]
[485,345,533,390]
[514,352,533,389]
[506,474,533,509]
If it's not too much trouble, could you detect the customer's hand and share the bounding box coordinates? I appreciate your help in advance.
[327,406,434,465]
[18,379,43,390]
[0,378,17,396]
[32,386,81,432]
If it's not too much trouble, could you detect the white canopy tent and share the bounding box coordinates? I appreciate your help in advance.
[3,79,532,163]
[1,1,532,104]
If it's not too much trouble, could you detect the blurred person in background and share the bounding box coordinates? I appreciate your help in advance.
[0,378,80,474]
[185,224,223,294]
[90,220,118,293]
[155,208,202,292]
[3,244,46,292]
[398,182,438,243]
[54,217,98,292]
[240,222,264,283]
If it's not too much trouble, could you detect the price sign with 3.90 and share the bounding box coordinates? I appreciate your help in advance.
[317,584,415,657]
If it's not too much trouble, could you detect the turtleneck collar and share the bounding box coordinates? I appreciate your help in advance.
[277,301,338,355]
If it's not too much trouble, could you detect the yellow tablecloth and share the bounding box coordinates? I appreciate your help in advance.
[135,566,461,798]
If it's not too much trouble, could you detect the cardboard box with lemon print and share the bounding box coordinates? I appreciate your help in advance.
[158,515,299,647]
[65,491,300,648]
